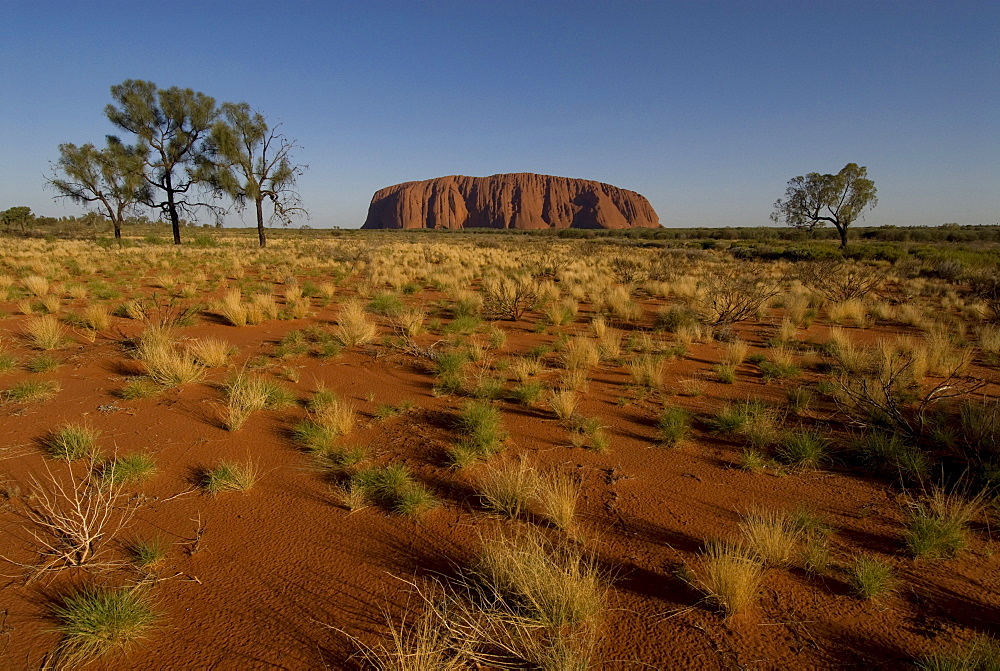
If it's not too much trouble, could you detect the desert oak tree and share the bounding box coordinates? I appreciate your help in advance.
[771,163,877,249]
[48,140,148,239]
[105,80,218,244]
[202,103,306,247]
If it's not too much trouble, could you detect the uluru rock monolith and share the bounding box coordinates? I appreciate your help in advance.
[361,173,660,230]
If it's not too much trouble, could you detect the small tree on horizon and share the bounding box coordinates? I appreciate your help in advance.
[201,102,307,247]
[105,79,219,244]
[771,163,878,249]
[0,206,35,234]
[47,139,148,239]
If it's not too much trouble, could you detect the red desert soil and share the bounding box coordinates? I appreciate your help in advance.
[0,283,998,669]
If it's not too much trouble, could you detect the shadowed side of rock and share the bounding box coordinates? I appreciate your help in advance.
[362,173,661,230]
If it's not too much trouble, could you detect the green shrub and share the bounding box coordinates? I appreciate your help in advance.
[904,490,983,559]
[846,555,894,600]
[25,353,60,373]
[759,360,801,381]
[200,461,258,494]
[4,379,60,402]
[46,424,101,460]
[127,537,167,568]
[342,463,437,515]
[99,453,157,485]
[713,364,737,384]
[707,400,767,434]
[657,406,691,447]
[510,381,544,405]
[917,636,1000,671]
[851,432,929,482]
[655,305,699,332]
[777,429,830,469]
[52,585,158,664]
[450,401,505,465]
[368,292,405,317]
[117,378,161,400]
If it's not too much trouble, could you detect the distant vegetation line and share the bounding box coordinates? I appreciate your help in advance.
[2,209,999,243]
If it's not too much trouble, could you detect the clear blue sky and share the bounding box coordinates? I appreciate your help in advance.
[2,1,997,228]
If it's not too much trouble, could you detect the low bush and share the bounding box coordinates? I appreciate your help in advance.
[200,461,258,494]
[52,585,158,665]
[46,424,101,460]
[657,406,691,447]
[845,555,894,600]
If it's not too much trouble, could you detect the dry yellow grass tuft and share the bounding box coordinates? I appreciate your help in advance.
[23,315,67,350]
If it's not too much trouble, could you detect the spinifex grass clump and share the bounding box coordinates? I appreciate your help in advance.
[432,349,468,395]
[335,299,379,347]
[758,346,801,381]
[510,380,545,405]
[568,415,610,452]
[739,509,801,567]
[478,460,581,531]
[449,401,505,467]
[904,488,984,559]
[657,406,691,447]
[221,371,295,430]
[117,377,160,400]
[3,379,60,403]
[82,304,111,331]
[126,537,167,568]
[135,327,204,386]
[339,463,437,515]
[293,387,357,453]
[99,453,157,486]
[51,585,158,666]
[547,389,579,423]
[478,459,537,519]
[693,540,764,618]
[846,555,895,600]
[200,460,259,494]
[776,429,831,469]
[917,635,1000,671]
[0,339,17,373]
[626,354,664,390]
[23,314,67,350]
[470,525,606,628]
[25,353,60,373]
[722,339,750,366]
[707,400,768,434]
[368,292,405,317]
[312,396,356,436]
[217,288,249,326]
[713,363,737,383]
[187,338,233,368]
[46,424,101,460]
[533,468,581,533]
[850,431,929,483]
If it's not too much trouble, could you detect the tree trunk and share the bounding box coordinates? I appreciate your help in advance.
[165,173,182,244]
[836,222,848,249]
[256,197,266,247]
[114,221,121,239]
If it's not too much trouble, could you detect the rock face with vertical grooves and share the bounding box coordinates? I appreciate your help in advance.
[361,173,660,230]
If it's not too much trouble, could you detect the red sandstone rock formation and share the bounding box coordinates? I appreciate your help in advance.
[361,173,660,230]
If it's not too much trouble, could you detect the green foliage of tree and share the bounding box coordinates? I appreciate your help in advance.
[771,163,878,249]
[48,140,148,239]
[0,206,35,233]
[105,80,219,244]
[201,103,307,247]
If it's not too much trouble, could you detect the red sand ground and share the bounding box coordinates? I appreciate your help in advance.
[0,287,998,669]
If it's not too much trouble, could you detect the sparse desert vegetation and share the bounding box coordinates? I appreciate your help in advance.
[0,227,998,667]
